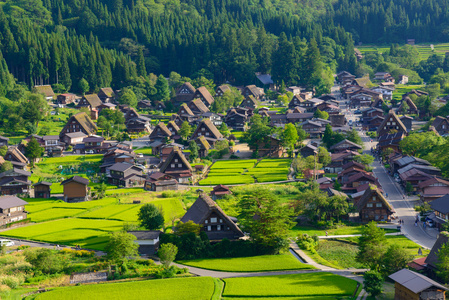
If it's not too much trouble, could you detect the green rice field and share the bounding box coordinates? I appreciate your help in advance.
[222,273,358,298]
[34,277,215,300]
[199,159,291,185]
[1,218,124,250]
[178,254,315,272]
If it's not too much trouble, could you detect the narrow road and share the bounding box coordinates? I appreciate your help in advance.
[361,134,438,249]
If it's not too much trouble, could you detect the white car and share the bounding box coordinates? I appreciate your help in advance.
[0,239,14,247]
[348,120,353,126]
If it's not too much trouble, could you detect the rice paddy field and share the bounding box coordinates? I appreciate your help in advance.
[222,273,358,298]
[2,192,187,250]
[392,84,426,101]
[357,43,449,60]
[199,159,291,185]
[178,254,316,272]
[34,277,216,300]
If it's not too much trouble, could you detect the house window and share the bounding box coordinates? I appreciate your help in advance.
[211,217,217,223]
[202,127,205,131]
[175,159,178,163]
[171,164,175,168]
[376,203,382,207]
[387,122,390,125]
[372,197,376,200]
[205,220,208,224]
[367,203,373,208]
[178,164,182,168]
[217,225,221,231]
[220,219,223,223]
[207,226,211,231]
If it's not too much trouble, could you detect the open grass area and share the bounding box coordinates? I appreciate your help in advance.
[222,273,358,298]
[34,277,215,300]
[134,147,152,155]
[316,240,365,269]
[200,159,291,185]
[1,218,124,250]
[178,254,315,272]
[290,224,398,237]
[385,235,430,257]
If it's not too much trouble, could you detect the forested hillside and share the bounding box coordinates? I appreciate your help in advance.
[0,0,356,94]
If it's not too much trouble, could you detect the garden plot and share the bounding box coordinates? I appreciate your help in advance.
[247,159,291,182]
[222,273,358,298]
[35,277,215,300]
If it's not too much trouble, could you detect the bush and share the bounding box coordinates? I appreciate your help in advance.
[0,276,22,289]
[296,234,319,252]
[230,154,239,159]
[17,245,30,250]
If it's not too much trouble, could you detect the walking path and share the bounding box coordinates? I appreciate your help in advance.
[319,232,402,239]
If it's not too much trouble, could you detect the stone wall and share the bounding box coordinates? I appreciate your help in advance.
[70,272,108,284]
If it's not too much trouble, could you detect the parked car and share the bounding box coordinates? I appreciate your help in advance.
[0,239,14,247]
[348,120,353,126]
[354,109,361,114]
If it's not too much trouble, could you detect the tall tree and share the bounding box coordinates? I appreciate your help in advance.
[136,47,147,77]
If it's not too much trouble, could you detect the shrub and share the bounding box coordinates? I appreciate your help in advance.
[0,276,23,289]
[296,234,319,252]
[17,245,30,250]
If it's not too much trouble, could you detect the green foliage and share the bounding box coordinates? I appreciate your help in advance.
[78,78,90,94]
[138,203,165,230]
[313,109,329,120]
[25,137,44,161]
[179,121,192,140]
[436,240,449,283]
[158,243,178,268]
[280,123,298,149]
[175,221,202,236]
[363,270,384,297]
[317,147,331,166]
[243,115,272,153]
[188,140,199,161]
[356,221,387,269]
[105,231,139,263]
[119,88,138,107]
[24,248,64,274]
[0,161,13,173]
[239,187,294,251]
[381,244,411,276]
[355,154,374,166]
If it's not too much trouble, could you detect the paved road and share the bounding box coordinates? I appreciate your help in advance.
[337,93,438,250]
[362,134,438,249]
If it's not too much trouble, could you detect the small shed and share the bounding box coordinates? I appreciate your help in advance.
[210,184,232,200]
[128,231,161,255]
[33,182,52,198]
[389,268,447,300]
[61,176,90,202]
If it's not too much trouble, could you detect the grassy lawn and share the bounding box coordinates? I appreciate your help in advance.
[247,159,291,182]
[178,254,315,272]
[34,277,215,300]
[222,273,358,298]
[393,84,425,101]
[290,224,398,237]
[385,235,430,257]
[316,240,365,269]
[0,218,124,250]
[230,130,244,140]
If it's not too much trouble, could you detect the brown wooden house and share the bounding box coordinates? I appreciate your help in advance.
[149,122,172,141]
[389,269,447,300]
[0,168,31,195]
[34,85,55,100]
[288,95,304,109]
[78,94,102,110]
[356,185,394,222]
[144,172,178,192]
[418,177,449,203]
[191,119,223,142]
[33,182,52,198]
[57,93,76,106]
[159,147,193,183]
[242,85,264,100]
[432,116,449,136]
[106,162,145,187]
[240,95,258,109]
[215,85,230,97]
[329,139,362,153]
[59,112,97,138]
[188,99,210,115]
[98,87,115,103]
[377,110,407,137]
[5,147,29,165]
[193,86,215,107]
[180,193,244,240]
[210,184,232,200]
[195,136,210,158]
[61,176,90,202]
[397,96,419,115]
[251,135,285,158]
[176,82,196,103]
[0,195,28,226]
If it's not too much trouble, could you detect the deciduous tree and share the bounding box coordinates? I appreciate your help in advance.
[105,231,139,263]
[138,203,165,230]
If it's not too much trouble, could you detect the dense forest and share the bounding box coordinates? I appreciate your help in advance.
[0,0,449,96]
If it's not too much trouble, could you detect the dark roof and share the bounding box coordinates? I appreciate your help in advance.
[83,136,105,143]
[377,110,407,135]
[33,181,52,186]
[65,132,88,138]
[430,194,449,214]
[190,99,210,113]
[179,103,194,116]
[193,119,223,140]
[108,162,134,172]
[181,193,244,237]
[256,74,273,85]
[61,176,89,186]
[99,87,114,98]
[34,85,55,98]
[432,116,447,129]
[6,146,29,164]
[426,232,449,269]
[127,231,161,240]
[69,112,98,135]
[389,269,447,293]
[330,139,362,150]
[195,87,215,106]
[419,177,449,189]
[0,195,28,209]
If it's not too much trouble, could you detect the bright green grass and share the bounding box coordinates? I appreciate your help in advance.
[178,254,315,272]
[385,235,430,257]
[316,240,365,269]
[134,147,152,155]
[81,205,135,219]
[357,43,449,60]
[38,155,103,165]
[290,225,398,237]
[34,277,215,300]
[222,273,358,298]
[105,188,144,195]
[199,174,254,185]
[393,84,425,101]
[211,159,257,169]
[1,218,124,250]
[28,207,86,222]
[230,130,244,139]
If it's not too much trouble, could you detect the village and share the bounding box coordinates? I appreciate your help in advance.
[0,70,449,300]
